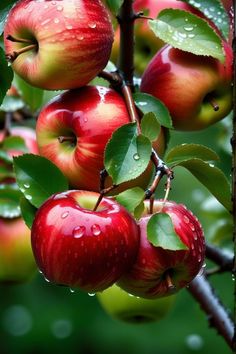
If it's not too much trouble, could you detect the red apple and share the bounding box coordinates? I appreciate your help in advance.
[36,85,165,192]
[31,190,140,292]
[140,42,233,131]
[0,216,36,284]
[97,283,175,323]
[117,200,205,299]
[4,0,114,90]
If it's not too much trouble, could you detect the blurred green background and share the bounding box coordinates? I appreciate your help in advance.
[0,116,233,354]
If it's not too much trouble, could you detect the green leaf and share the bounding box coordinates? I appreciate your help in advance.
[0,1,17,35]
[0,95,25,112]
[105,0,123,14]
[147,213,188,250]
[13,154,69,208]
[134,93,173,129]
[149,9,225,62]
[141,112,161,142]
[3,136,28,153]
[0,47,13,105]
[181,0,229,40]
[20,197,37,229]
[176,159,231,212]
[104,123,152,185]
[166,144,219,167]
[0,183,22,218]
[14,74,44,113]
[116,187,145,218]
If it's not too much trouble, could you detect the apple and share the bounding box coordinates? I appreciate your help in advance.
[36,85,166,192]
[117,200,205,299]
[140,42,233,131]
[111,0,206,74]
[4,0,114,90]
[97,284,175,324]
[0,216,36,284]
[31,190,140,292]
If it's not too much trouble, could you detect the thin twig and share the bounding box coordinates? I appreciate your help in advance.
[188,275,234,350]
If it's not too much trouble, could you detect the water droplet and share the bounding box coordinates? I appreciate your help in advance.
[198,255,202,262]
[54,18,60,24]
[91,224,101,236]
[193,233,198,241]
[66,25,73,30]
[191,244,195,250]
[23,183,30,189]
[77,35,84,41]
[61,211,69,219]
[73,226,85,239]
[69,288,75,293]
[183,215,190,224]
[190,223,195,231]
[184,25,194,32]
[133,153,140,161]
[57,5,63,11]
[138,101,147,106]
[44,276,50,283]
[88,293,96,297]
[88,22,97,29]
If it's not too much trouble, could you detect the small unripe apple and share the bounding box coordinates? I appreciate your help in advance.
[36,85,166,192]
[97,284,175,323]
[117,200,205,299]
[140,42,233,131]
[31,190,140,293]
[4,0,114,90]
[0,217,36,284]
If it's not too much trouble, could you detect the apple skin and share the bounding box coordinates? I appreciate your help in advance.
[97,284,175,324]
[36,85,166,192]
[31,190,140,292]
[0,217,36,284]
[111,0,203,74]
[4,0,114,90]
[117,200,205,299]
[140,42,233,131]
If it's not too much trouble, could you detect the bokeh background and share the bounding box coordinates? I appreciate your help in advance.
[0,115,233,354]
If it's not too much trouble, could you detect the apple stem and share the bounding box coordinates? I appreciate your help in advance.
[165,272,176,293]
[6,34,34,44]
[58,136,76,144]
[209,98,220,112]
[6,44,37,63]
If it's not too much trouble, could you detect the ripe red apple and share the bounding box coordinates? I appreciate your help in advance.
[0,216,36,284]
[31,190,140,292]
[140,42,233,131]
[111,0,204,74]
[97,284,175,323]
[4,0,114,90]
[36,85,165,192]
[117,200,205,299]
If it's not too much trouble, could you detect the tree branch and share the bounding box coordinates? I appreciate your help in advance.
[205,243,234,272]
[188,275,234,350]
[117,0,135,87]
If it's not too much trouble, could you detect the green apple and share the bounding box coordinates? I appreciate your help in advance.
[97,284,175,323]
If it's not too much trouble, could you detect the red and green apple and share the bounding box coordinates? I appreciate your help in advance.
[140,42,233,131]
[36,85,166,192]
[4,0,114,90]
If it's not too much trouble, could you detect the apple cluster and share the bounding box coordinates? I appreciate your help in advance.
[3,0,233,325]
